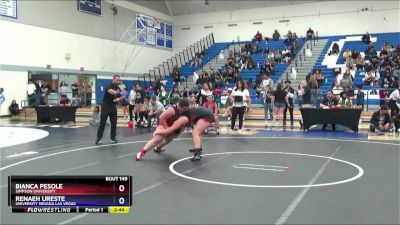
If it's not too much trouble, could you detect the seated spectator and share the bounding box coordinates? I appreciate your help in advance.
[252,41,260,54]
[363,70,376,85]
[147,96,165,127]
[284,30,293,46]
[168,85,182,105]
[339,91,352,108]
[331,43,340,55]
[355,55,365,71]
[332,81,343,96]
[355,85,365,109]
[267,51,275,62]
[89,105,101,126]
[320,90,339,130]
[254,31,262,42]
[9,100,19,116]
[343,49,352,63]
[158,85,169,106]
[275,50,282,63]
[369,106,391,133]
[59,94,71,106]
[362,32,371,44]
[171,65,181,85]
[272,29,280,41]
[306,27,314,40]
[340,72,353,90]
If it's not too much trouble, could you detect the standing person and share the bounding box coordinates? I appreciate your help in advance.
[128,85,136,123]
[388,88,400,118]
[95,75,122,145]
[0,88,5,109]
[283,80,295,128]
[230,80,250,133]
[271,83,290,127]
[122,88,130,120]
[355,85,365,110]
[27,80,36,106]
[85,82,92,107]
[204,95,220,134]
[197,82,213,106]
[135,84,147,126]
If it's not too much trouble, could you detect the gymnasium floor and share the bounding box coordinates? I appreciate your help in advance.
[0,124,399,224]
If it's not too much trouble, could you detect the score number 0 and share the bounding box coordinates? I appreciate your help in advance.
[118,184,125,205]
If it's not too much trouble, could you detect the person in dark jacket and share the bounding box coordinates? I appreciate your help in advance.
[355,85,365,110]
[369,106,391,132]
[9,100,19,116]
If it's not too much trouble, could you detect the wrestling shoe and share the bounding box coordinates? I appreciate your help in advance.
[136,150,147,161]
[153,146,166,153]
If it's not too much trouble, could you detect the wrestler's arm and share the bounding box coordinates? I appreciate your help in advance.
[158,107,175,128]
[154,116,188,135]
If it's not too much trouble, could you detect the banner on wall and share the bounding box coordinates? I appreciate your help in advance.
[165,23,173,49]
[136,14,172,50]
[0,0,17,19]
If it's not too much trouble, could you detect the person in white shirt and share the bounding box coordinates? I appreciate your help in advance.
[148,96,165,127]
[388,88,400,117]
[27,80,37,106]
[128,86,136,122]
[229,80,250,133]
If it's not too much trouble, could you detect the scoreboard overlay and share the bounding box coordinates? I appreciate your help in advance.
[8,176,132,213]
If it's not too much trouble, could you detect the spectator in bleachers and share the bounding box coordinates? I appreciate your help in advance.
[309,73,320,106]
[254,31,262,42]
[331,42,340,55]
[339,91,352,108]
[314,69,324,88]
[252,41,260,54]
[168,85,182,105]
[283,80,295,128]
[9,99,19,116]
[172,65,181,85]
[362,32,371,44]
[266,50,275,62]
[214,72,224,88]
[343,49,352,64]
[355,85,365,110]
[230,80,250,133]
[275,50,282,63]
[340,72,353,90]
[272,29,280,41]
[306,28,314,40]
[363,70,376,85]
[355,55,365,71]
[284,30,293,46]
[369,106,391,133]
[320,90,339,131]
[332,80,343,96]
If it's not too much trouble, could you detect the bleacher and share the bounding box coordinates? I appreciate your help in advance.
[336,33,399,64]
